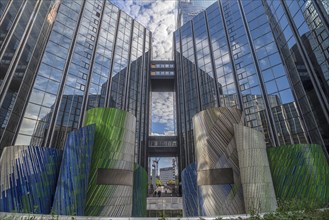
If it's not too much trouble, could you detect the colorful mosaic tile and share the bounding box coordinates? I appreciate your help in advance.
[52,124,96,215]
[84,108,136,217]
[0,146,62,214]
[132,164,147,217]
[268,144,329,207]
[181,162,201,217]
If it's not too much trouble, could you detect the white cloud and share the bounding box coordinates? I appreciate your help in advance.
[151,92,176,135]
[110,0,176,60]
[151,130,176,136]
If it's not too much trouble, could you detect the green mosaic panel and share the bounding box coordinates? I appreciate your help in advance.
[132,164,147,217]
[84,108,136,217]
[267,144,329,207]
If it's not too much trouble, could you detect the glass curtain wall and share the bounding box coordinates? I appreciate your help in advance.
[13,0,151,166]
[174,0,327,167]
[0,0,58,152]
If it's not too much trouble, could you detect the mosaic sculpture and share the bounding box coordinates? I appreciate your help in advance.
[84,108,136,217]
[181,162,201,217]
[0,146,62,214]
[52,124,96,215]
[234,124,277,213]
[268,144,329,207]
[193,107,245,215]
[132,164,147,217]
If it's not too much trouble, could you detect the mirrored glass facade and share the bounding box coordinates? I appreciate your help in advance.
[177,0,217,27]
[0,0,59,153]
[175,0,329,168]
[0,0,151,166]
[262,0,329,151]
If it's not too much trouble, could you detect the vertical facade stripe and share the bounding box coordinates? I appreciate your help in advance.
[236,0,279,146]
[105,10,121,108]
[279,0,329,125]
[79,0,107,127]
[0,1,42,104]
[204,11,220,107]
[0,1,27,58]
[44,0,87,146]
[217,0,243,110]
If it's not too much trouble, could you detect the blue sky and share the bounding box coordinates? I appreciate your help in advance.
[111,0,176,59]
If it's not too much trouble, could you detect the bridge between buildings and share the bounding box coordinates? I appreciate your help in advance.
[147,60,178,159]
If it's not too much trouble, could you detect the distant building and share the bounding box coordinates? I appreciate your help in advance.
[160,167,175,186]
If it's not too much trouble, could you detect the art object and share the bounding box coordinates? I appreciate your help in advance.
[132,164,147,217]
[181,162,201,217]
[268,144,329,207]
[0,146,62,214]
[84,108,136,217]
[52,124,96,215]
[193,107,245,215]
[234,124,277,213]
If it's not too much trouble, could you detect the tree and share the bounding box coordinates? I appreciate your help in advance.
[156,178,163,186]
[167,180,176,185]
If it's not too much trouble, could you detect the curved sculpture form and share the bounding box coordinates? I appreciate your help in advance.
[52,124,96,215]
[234,124,277,213]
[268,144,329,208]
[84,108,136,217]
[181,162,201,217]
[132,164,147,217]
[193,107,245,216]
[0,146,62,214]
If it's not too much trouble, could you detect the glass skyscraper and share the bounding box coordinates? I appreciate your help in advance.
[177,0,217,27]
[0,0,59,152]
[1,0,329,218]
[174,0,329,168]
[0,0,151,165]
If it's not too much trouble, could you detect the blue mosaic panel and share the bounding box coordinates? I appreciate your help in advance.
[52,124,96,215]
[0,146,62,214]
[181,163,201,217]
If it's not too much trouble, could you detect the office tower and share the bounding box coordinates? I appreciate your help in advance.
[1,0,329,217]
[160,167,175,186]
[0,0,59,153]
[174,0,329,168]
[177,0,216,27]
[261,0,329,150]
[0,0,152,167]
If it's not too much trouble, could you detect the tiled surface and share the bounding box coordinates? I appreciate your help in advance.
[193,107,245,216]
[84,108,136,217]
[268,144,329,207]
[52,124,96,215]
[181,162,200,217]
[234,124,277,213]
[0,146,62,214]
